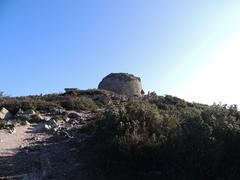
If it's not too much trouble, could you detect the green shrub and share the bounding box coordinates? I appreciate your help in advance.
[85,101,180,172]
[0,122,5,129]
[60,96,98,111]
[0,92,103,114]
[84,96,240,180]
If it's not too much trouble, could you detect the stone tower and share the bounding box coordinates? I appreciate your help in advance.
[98,73,144,97]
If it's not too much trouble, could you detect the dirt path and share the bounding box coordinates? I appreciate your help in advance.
[0,110,99,179]
[0,124,90,179]
[0,124,50,179]
[0,124,49,157]
[0,125,32,157]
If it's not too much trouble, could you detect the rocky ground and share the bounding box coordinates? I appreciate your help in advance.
[0,109,103,180]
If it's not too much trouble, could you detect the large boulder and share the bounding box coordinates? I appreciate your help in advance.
[0,108,13,120]
[98,73,144,97]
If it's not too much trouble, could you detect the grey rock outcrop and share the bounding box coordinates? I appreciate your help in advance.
[44,119,59,131]
[15,109,44,123]
[0,108,13,120]
[98,73,144,97]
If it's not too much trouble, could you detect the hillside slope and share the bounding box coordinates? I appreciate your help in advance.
[0,90,239,180]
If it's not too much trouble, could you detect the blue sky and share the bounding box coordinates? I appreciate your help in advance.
[1,0,240,105]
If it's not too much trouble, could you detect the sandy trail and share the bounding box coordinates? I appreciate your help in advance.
[0,124,49,157]
[0,125,33,157]
[0,113,92,179]
[0,124,51,179]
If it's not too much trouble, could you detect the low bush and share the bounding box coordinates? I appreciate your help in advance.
[0,92,102,114]
[60,96,98,111]
[84,96,240,180]
[0,121,5,129]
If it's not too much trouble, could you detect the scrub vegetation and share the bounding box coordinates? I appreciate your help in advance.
[84,93,240,180]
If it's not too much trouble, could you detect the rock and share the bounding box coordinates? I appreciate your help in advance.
[28,114,45,123]
[92,108,105,113]
[44,124,52,131]
[9,127,16,134]
[67,111,82,119]
[4,123,16,133]
[48,119,58,128]
[25,109,36,115]
[16,109,45,123]
[49,107,65,115]
[0,108,13,120]
[44,119,59,131]
[63,116,70,122]
[35,114,45,121]
[98,73,144,97]
[15,108,27,119]
[15,108,25,117]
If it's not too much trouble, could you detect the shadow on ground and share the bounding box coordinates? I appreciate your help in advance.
[0,131,90,180]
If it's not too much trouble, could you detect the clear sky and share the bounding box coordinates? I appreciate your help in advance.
[1,0,240,105]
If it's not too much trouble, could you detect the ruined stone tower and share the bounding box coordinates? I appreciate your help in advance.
[98,73,144,97]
